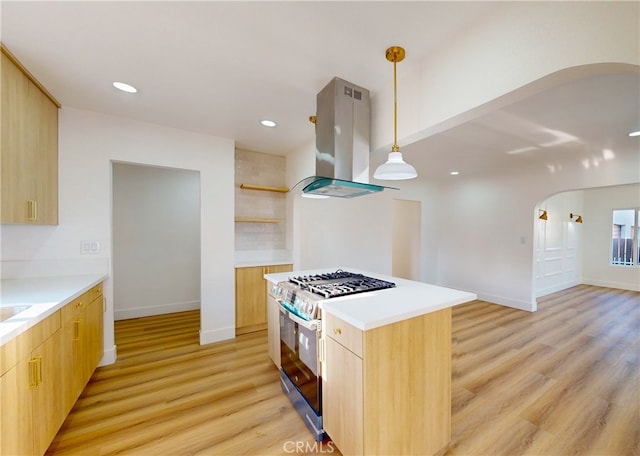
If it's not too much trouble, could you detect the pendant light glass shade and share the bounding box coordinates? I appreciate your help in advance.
[374,151,417,180]
[374,46,417,181]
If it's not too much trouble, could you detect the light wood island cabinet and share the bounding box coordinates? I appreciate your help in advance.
[235,264,291,335]
[0,282,104,456]
[1,45,60,225]
[322,307,452,456]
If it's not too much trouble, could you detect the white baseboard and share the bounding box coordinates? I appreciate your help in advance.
[114,300,200,320]
[475,292,536,312]
[200,326,235,345]
[582,278,640,292]
[98,344,117,366]
[536,279,581,298]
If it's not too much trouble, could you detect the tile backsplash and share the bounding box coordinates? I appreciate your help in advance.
[235,148,287,251]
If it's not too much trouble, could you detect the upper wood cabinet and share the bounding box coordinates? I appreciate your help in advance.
[1,45,60,225]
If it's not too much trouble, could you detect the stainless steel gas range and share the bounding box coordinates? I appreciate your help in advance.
[272,270,396,441]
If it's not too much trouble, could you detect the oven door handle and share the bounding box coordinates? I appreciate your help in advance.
[278,302,321,331]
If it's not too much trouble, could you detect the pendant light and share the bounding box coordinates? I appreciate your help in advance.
[374,46,417,180]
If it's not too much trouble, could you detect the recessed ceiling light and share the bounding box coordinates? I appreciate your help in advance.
[113,81,137,93]
[629,130,640,137]
[450,171,460,175]
[261,120,277,127]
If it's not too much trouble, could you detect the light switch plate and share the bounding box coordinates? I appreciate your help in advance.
[80,240,100,254]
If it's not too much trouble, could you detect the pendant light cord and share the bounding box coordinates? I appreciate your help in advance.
[392,59,399,152]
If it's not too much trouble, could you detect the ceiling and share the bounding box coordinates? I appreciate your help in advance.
[2,1,639,181]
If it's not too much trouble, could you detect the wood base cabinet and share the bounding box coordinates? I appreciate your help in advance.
[322,308,452,456]
[0,282,104,456]
[235,264,291,335]
[61,283,104,411]
[1,310,64,456]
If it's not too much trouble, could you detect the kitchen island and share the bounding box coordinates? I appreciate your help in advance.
[264,268,476,456]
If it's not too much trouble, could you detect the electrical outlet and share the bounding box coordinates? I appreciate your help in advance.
[80,241,100,254]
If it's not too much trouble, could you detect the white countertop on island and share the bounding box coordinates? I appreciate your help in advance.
[264,268,477,330]
[0,274,107,345]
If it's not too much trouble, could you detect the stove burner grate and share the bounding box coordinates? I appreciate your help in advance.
[289,270,395,299]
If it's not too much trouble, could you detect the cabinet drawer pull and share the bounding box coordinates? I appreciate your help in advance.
[28,358,38,389]
[35,356,42,384]
[333,328,342,335]
[74,320,81,341]
[26,200,38,221]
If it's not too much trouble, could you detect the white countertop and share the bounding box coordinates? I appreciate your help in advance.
[0,274,108,345]
[235,259,293,268]
[264,268,477,330]
[235,250,292,268]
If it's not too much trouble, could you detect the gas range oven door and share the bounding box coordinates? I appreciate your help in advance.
[279,306,322,415]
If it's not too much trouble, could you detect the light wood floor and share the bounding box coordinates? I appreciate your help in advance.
[46,285,639,455]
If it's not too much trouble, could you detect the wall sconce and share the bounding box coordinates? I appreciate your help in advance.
[538,210,548,220]
[570,213,583,223]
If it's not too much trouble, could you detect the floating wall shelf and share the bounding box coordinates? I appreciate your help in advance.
[240,183,289,193]
[234,217,281,223]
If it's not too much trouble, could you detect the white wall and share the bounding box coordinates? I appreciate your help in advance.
[112,163,201,320]
[370,1,640,154]
[1,107,235,364]
[285,2,638,312]
[582,184,640,291]
[535,191,583,298]
[295,192,393,274]
[286,139,441,283]
[434,139,640,308]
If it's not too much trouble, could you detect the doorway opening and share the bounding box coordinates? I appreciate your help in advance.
[392,199,421,280]
[112,162,201,336]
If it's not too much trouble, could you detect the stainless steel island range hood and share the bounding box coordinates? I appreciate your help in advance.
[295,77,396,198]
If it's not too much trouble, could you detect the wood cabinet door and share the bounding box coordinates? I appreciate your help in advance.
[60,307,81,412]
[26,76,58,225]
[0,360,34,455]
[323,336,364,455]
[266,292,281,367]
[235,266,266,334]
[0,50,58,225]
[265,264,292,275]
[31,330,65,456]
[85,293,104,380]
[237,264,292,335]
[1,51,30,223]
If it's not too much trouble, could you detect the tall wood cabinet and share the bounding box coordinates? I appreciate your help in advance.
[322,308,452,456]
[235,264,292,335]
[1,45,60,225]
[0,282,104,456]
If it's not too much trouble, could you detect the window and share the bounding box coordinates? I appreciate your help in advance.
[611,209,639,266]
